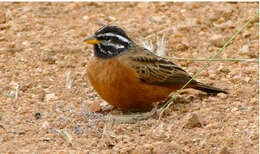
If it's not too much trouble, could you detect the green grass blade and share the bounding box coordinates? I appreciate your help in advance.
[159,12,259,118]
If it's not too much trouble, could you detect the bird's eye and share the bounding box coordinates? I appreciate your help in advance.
[101,36,110,41]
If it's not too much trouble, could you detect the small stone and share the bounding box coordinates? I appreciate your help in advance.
[244,76,250,82]
[177,24,189,31]
[97,19,105,25]
[243,31,251,38]
[217,93,227,99]
[0,124,5,129]
[106,16,116,22]
[209,14,221,21]
[40,53,56,64]
[218,66,230,74]
[239,106,248,111]
[44,93,57,102]
[218,146,231,154]
[185,113,202,128]
[231,107,238,112]
[209,73,216,80]
[82,16,89,20]
[240,45,249,54]
[22,41,30,47]
[0,24,9,30]
[42,121,49,128]
[38,91,46,102]
[250,97,258,104]
[35,112,41,119]
[0,11,6,24]
[0,36,6,41]
[88,101,102,113]
[176,42,189,51]
[209,34,225,47]
[150,15,165,24]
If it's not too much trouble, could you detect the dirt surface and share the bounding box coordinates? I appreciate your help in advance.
[0,2,259,153]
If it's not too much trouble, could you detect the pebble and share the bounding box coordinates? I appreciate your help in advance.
[176,43,189,51]
[250,98,258,104]
[217,93,228,99]
[218,65,230,73]
[150,15,164,23]
[243,31,251,38]
[209,34,225,47]
[240,45,249,54]
[106,16,116,22]
[231,107,238,112]
[239,106,248,111]
[88,101,102,113]
[0,11,6,24]
[244,76,250,82]
[82,16,89,20]
[22,41,30,47]
[35,112,41,119]
[42,121,49,128]
[44,93,57,102]
[218,146,231,154]
[0,24,10,30]
[209,73,216,80]
[185,113,202,128]
[97,19,105,25]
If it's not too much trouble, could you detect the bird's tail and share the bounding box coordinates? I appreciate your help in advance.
[192,82,228,94]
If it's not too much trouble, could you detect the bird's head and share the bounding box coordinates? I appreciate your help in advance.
[84,25,134,58]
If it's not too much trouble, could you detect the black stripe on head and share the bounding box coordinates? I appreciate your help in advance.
[96,26,132,46]
[95,25,130,40]
[94,43,127,58]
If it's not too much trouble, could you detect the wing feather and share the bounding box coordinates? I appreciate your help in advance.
[128,47,196,86]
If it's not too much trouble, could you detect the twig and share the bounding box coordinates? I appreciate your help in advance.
[0,48,22,54]
[14,84,19,102]
[66,70,73,89]
[166,57,259,62]
[55,129,73,147]
[159,12,259,119]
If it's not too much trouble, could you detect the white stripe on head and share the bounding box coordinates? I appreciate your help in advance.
[97,44,107,54]
[98,44,113,55]
[97,33,131,44]
[101,40,125,49]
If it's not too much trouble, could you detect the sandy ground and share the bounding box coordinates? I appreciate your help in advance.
[0,2,259,153]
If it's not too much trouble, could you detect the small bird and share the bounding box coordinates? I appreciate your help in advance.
[84,25,227,111]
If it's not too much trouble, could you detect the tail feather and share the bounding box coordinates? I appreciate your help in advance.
[193,82,228,94]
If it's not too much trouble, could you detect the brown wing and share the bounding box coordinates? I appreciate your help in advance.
[127,46,197,86]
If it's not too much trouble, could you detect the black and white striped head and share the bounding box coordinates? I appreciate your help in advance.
[84,26,134,58]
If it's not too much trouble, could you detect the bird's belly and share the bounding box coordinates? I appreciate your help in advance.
[86,57,173,110]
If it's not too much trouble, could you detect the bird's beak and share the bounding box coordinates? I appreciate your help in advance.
[84,35,100,44]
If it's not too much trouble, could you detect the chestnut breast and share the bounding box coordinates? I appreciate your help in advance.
[86,54,174,110]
